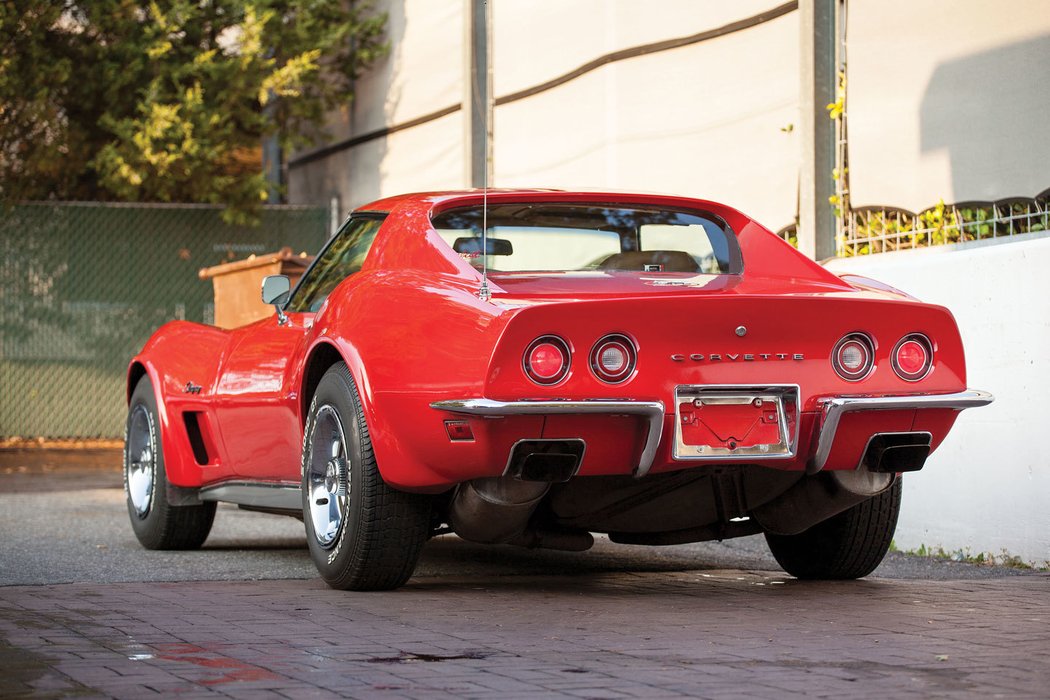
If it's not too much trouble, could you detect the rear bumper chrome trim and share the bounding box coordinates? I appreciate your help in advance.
[430,398,666,478]
[810,389,994,473]
[433,389,993,479]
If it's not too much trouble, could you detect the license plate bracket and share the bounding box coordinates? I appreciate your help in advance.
[673,385,799,460]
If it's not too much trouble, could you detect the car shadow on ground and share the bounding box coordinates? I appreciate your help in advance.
[1,449,1040,585]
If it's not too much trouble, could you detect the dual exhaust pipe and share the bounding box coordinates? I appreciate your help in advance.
[450,431,931,544]
[753,432,931,536]
[450,439,591,551]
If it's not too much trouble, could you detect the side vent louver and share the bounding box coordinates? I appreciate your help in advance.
[183,412,210,466]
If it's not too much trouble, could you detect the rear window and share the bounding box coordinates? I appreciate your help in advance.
[431,203,741,274]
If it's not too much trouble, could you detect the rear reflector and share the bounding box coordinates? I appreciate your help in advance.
[832,333,874,381]
[892,334,933,381]
[589,333,636,384]
[444,420,475,441]
[523,335,570,385]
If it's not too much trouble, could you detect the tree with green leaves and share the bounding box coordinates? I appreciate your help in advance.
[0,1,386,222]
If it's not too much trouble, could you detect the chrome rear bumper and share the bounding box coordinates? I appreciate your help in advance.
[809,389,994,472]
[431,389,994,480]
[429,398,666,477]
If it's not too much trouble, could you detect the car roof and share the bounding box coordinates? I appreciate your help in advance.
[355,189,562,214]
[349,189,855,294]
[354,189,763,222]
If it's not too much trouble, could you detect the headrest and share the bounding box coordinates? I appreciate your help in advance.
[597,250,700,272]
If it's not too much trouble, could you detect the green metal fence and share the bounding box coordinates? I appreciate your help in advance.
[0,202,329,439]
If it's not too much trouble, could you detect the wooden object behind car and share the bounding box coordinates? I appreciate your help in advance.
[198,247,312,329]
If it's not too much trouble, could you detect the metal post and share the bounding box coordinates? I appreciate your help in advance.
[798,0,837,260]
[463,0,492,188]
[262,132,283,203]
[262,89,283,203]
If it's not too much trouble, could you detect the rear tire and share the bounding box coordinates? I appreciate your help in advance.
[302,362,431,591]
[124,376,216,550]
[765,477,901,579]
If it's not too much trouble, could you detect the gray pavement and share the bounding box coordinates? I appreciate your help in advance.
[1,449,1048,698]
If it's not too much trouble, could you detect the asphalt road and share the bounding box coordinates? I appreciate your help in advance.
[0,449,1036,587]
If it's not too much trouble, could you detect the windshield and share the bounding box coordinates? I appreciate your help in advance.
[432,203,741,274]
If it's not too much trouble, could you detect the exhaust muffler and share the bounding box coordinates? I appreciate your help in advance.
[450,477,550,544]
[751,465,895,536]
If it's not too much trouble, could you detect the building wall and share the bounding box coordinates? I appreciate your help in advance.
[289,0,1050,223]
[287,0,465,215]
[286,2,1049,564]
[289,1,801,230]
[826,234,1050,566]
[491,1,799,229]
[847,0,1050,210]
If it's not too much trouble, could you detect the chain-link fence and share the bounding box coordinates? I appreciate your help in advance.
[0,202,329,439]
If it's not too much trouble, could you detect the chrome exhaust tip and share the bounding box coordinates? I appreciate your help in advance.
[505,439,585,482]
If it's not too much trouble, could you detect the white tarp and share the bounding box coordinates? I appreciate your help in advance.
[353,0,461,129]
[847,0,1050,211]
[292,1,800,227]
[493,1,800,231]
[288,0,464,210]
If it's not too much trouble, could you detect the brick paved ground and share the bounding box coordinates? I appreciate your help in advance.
[2,451,1048,697]
[2,570,1048,699]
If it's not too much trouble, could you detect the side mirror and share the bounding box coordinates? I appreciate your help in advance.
[261,275,291,325]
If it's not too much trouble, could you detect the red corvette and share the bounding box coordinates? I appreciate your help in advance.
[124,190,992,590]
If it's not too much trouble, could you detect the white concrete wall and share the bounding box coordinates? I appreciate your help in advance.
[825,234,1050,567]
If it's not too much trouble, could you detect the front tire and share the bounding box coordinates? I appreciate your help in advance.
[124,376,215,549]
[302,362,431,591]
[765,477,902,579]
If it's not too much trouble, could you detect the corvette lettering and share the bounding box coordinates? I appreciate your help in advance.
[670,353,805,362]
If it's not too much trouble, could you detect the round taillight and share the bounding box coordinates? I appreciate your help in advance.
[892,334,933,381]
[523,336,570,385]
[589,333,636,384]
[832,333,874,381]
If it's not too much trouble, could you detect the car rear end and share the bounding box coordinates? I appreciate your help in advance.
[432,290,990,482]
[394,191,992,577]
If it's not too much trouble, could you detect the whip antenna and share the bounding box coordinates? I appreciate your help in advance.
[470,0,492,302]
[479,184,490,302]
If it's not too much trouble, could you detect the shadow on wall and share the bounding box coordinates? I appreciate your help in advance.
[286,0,405,218]
[348,0,405,211]
[921,33,1050,201]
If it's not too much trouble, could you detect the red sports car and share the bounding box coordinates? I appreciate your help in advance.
[124,190,992,590]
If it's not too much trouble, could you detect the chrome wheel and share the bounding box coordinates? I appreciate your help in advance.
[302,362,431,590]
[126,404,155,518]
[307,404,350,548]
[124,376,216,550]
